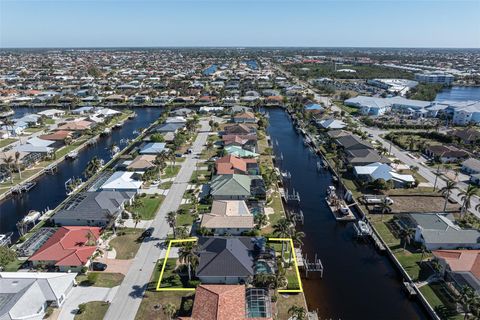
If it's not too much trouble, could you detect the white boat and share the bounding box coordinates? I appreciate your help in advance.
[101,128,112,135]
[66,151,78,159]
[358,220,372,235]
[327,185,336,195]
[22,210,40,224]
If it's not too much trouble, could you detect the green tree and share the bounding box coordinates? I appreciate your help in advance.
[288,305,307,320]
[459,185,479,216]
[439,181,457,212]
[166,211,177,238]
[162,303,176,320]
[178,242,198,281]
[273,218,290,262]
[0,246,17,269]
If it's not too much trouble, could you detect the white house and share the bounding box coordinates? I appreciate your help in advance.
[101,171,143,192]
[0,272,77,320]
[354,162,415,188]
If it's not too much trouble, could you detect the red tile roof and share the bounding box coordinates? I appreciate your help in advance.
[215,155,256,175]
[29,226,100,267]
[40,130,72,141]
[433,250,480,279]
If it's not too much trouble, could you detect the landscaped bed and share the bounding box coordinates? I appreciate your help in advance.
[131,195,165,220]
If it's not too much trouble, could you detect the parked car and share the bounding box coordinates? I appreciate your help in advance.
[141,227,154,238]
[91,262,107,271]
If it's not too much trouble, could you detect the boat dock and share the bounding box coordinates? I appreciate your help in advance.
[325,196,356,221]
[296,248,324,278]
[11,182,37,194]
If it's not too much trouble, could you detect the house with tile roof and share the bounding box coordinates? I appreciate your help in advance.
[180,285,272,320]
[223,124,256,136]
[201,200,254,235]
[433,250,480,295]
[224,146,259,158]
[29,226,101,272]
[215,155,259,175]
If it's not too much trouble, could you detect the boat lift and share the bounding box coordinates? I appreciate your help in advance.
[296,248,324,278]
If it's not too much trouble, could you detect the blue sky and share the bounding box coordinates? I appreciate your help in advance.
[1,0,479,48]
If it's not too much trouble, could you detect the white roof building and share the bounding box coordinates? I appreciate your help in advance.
[101,171,143,191]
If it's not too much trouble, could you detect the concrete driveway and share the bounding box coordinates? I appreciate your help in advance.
[58,286,119,320]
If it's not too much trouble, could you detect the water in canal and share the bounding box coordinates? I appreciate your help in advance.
[267,108,428,320]
[0,107,162,240]
[436,86,480,101]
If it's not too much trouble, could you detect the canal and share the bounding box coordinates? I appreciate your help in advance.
[0,107,163,240]
[267,108,428,319]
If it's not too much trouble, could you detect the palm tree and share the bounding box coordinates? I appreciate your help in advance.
[378,198,392,221]
[459,185,479,216]
[288,305,307,320]
[162,303,176,320]
[14,151,22,179]
[288,230,305,264]
[84,156,102,178]
[4,118,15,137]
[3,155,14,184]
[64,136,73,145]
[132,213,141,228]
[166,211,177,238]
[457,285,476,320]
[439,181,457,212]
[85,230,96,246]
[399,228,415,250]
[273,218,290,262]
[254,213,268,230]
[178,242,198,281]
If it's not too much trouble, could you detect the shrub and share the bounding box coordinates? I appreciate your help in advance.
[187,280,201,288]
[181,299,194,313]
[77,303,86,314]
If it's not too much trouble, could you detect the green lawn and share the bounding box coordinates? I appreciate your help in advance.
[263,191,285,234]
[24,127,44,133]
[420,283,462,320]
[394,251,425,281]
[76,272,124,287]
[132,195,164,220]
[0,138,16,148]
[176,211,195,226]
[74,301,110,320]
[109,228,143,259]
[161,165,180,179]
[160,181,173,189]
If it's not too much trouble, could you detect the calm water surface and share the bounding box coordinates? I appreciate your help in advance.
[435,86,480,101]
[267,108,428,320]
[0,107,162,239]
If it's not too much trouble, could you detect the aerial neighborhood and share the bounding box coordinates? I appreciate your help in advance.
[0,48,480,320]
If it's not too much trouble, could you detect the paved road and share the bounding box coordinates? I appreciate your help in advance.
[104,120,210,320]
[274,63,480,216]
[59,286,118,320]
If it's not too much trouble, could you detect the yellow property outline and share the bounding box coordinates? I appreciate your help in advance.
[156,238,198,291]
[155,237,303,293]
[268,238,303,293]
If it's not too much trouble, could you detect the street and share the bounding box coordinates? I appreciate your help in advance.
[103,120,210,320]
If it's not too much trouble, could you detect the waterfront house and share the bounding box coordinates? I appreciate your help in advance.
[53,190,134,227]
[334,134,374,151]
[215,155,259,175]
[232,112,256,124]
[29,226,101,272]
[200,200,255,235]
[56,120,93,132]
[424,145,469,163]
[407,213,480,250]
[165,116,187,124]
[317,118,346,130]
[224,145,259,158]
[170,108,194,117]
[179,285,272,320]
[139,142,167,155]
[432,250,480,296]
[126,155,156,171]
[40,130,72,143]
[210,174,265,200]
[345,148,390,166]
[223,124,256,136]
[354,162,415,188]
[196,237,267,284]
[153,122,185,134]
[37,109,65,119]
[0,272,77,320]
[100,171,143,192]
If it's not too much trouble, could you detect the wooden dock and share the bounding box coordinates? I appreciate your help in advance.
[325,197,356,222]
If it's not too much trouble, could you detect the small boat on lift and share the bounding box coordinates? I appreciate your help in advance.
[66,151,78,159]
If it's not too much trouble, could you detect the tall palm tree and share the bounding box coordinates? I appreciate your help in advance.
[459,185,479,216]
[457,286,476,320]
[378,198,392,221]
[3,155,14,184]
[4,118,15,137]
[162,303,176,320]
[399,228,415,250]
[84,156,102,178]
[166,211,177,238]
[288,305,307,320]
[439,181,457,212]
[14,151,22,179]
[178,242,198,281]
[273,218,290,262]
[288,230,305,264]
